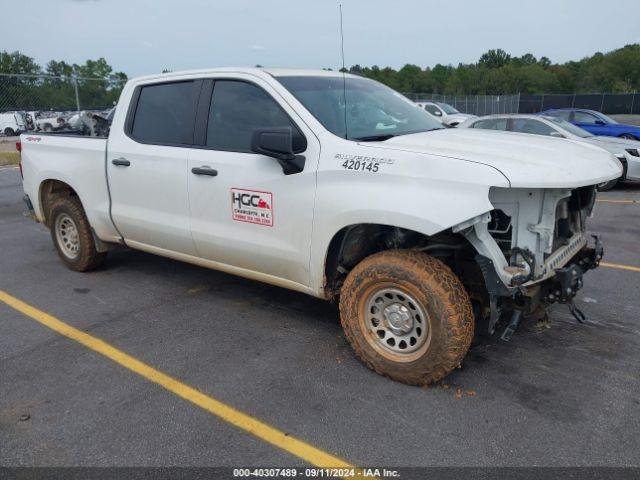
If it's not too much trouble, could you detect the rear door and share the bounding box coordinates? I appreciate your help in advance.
[107,79,201,255]
[187,76,319,287]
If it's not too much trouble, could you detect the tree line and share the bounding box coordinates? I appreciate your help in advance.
[1,44,639,111]
[0,51,127,111]
[343,44,640,95]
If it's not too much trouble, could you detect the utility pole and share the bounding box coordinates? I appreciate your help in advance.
[72,67,81,112]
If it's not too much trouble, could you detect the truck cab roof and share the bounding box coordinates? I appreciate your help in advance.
[131,67,358,85]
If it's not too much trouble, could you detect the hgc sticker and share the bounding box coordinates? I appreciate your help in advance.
[231,188,273,227]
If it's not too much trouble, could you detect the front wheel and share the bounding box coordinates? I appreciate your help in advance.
[597,178,619,191]
[4,127,15,136]
[49,196,106,271]
[339,250,474,385]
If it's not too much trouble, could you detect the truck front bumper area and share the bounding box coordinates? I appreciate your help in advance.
[540,235,603,305]
[476,236,603,335]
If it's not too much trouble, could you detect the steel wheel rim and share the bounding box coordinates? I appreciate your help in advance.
[363,287,430,360]
[55,213,80,259]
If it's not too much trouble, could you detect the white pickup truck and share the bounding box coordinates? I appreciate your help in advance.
[19,68,621,385]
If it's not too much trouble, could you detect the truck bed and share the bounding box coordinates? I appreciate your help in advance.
[20,133,120,242]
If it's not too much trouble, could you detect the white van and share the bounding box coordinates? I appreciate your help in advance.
[0,111,27,136]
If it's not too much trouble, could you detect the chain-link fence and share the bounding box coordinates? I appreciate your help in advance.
[404,93,521,116]
[2,71,638,138]
[519,93,640,114]
[0,73,125,136]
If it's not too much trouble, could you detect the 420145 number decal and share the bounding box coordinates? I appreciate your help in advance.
[341,159,379,172]
[335,153,394,173]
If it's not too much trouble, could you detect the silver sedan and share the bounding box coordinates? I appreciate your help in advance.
[458,113,640,190]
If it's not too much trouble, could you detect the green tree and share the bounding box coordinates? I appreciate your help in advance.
[0,51,42,110]
[479,49,511,69]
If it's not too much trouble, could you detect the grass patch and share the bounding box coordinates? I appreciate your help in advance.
[0,152,19,166]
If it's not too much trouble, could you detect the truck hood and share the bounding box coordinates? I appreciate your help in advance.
[367,128,622,188]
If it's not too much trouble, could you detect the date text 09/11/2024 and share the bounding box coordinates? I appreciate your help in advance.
[232,467,400,477]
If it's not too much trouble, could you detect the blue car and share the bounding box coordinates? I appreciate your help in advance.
[540,108,640,140]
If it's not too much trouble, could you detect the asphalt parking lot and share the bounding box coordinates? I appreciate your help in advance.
[1,165,639,470]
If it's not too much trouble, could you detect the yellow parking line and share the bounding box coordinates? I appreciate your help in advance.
[596,199,637,204]
[600,261,640,273]
[0,290,356,470]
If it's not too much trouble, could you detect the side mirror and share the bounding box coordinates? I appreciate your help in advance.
[433,110,442,116]
[251,127,305,175]
[594,119,606,126]
[550,131,565,138]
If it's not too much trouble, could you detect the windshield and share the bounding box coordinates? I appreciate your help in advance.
[438,103,460,114]
[276,75,444,140]
[546,117,593,138]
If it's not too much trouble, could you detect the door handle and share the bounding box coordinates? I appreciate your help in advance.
[191,166,218,176]
[112,158,130,167]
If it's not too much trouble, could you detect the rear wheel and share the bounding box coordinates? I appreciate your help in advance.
[50,196,106,271]
[339,250,474,385]
[3,127,15,136]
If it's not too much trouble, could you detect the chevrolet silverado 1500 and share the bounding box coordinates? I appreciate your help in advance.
[19,68,621,385]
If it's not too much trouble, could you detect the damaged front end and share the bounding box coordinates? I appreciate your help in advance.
[453,185,603,339]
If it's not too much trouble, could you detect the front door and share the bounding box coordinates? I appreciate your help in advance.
[187,78,319,287]
[572,111,607,136]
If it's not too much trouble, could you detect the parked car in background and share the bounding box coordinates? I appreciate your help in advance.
[0,111,27,136]
[541,108,640,140]
[459,114,639,190]
[25,111,67,132]
[414,101,476,126]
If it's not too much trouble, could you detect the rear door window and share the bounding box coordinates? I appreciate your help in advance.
[511,119,555,136]
[471,118,508,131]
[130,81,199,145]
[549,110,571,121]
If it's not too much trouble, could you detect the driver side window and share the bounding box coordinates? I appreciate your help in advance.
[206,80,306,153]
[573,112,598,124]
[424,104,442,117]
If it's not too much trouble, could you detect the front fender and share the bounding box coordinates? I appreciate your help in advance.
[308,147,510,296]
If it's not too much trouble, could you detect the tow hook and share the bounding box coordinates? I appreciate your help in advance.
[509,247,535,286]
[568,301,586,323]
[501,309,523,341]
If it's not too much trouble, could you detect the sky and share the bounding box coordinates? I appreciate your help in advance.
[3,0,640,77]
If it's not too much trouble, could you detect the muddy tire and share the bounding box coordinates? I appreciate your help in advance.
[49,196,106,271]
[339,249,474,385]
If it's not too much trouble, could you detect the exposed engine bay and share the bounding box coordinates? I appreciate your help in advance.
[454,185,603,337]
